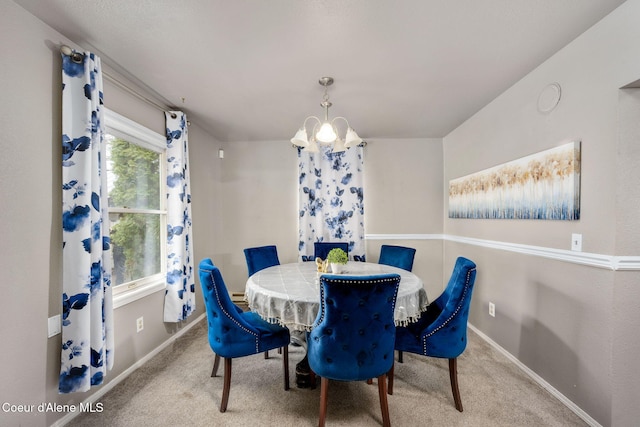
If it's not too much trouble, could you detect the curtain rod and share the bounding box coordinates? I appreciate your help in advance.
[60,45,179,119]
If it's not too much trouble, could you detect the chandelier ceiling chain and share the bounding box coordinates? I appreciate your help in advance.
[291,77,363,153]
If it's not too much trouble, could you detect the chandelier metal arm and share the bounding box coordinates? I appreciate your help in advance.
[302,116,323,130]
[290,77,363,153]
[330,116,350,129]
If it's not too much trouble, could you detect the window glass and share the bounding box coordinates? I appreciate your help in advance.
[104,109,166,301]
[107,137,160,210]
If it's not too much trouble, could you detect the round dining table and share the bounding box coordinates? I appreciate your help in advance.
[245,261,429,332]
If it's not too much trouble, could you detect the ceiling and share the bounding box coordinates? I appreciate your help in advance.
[15,0,627,142]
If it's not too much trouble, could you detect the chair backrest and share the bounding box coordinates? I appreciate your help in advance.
[243,245,280,276]
[313,242,349,261]
[199,258,261,358]
[308,273,401,382]
[378,245,416,271]
[425,257,477,357]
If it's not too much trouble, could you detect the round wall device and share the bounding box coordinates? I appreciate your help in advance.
[537,83,562,113]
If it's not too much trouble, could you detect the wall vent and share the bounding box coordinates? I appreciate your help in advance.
[231,292,245,303]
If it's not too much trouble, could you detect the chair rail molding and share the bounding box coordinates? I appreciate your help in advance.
[365,233,445,240]
[365,234,640,271]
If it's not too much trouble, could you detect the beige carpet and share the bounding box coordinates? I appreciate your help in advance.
[67,319,587,426]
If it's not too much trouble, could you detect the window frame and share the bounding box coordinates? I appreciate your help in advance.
[104,108,167,309]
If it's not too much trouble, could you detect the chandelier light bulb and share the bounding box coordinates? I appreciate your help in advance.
[332,138,347,153]
[316,122,337,143]
[291,128,309,147]
[344,127,363,148]
[306,138,320,153]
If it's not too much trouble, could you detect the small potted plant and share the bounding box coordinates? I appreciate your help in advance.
[326,247,348,274]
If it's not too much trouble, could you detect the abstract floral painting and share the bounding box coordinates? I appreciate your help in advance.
[449,141,581,220]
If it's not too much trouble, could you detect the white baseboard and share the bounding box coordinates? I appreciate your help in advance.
[468,323,603,427]
[53,313,207,427]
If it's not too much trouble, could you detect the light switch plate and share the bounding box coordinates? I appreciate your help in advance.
[48,315,61,337]
[571,233,582,252]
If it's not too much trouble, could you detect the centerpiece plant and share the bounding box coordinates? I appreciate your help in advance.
[326,248,348,273]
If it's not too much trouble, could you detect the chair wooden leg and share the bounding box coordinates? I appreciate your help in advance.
[278,347,282,354]
[283,345,290,390]
[220,358,232,412]
[265,350,269,359]
[377,374,391,427]
[398,350,403,363]
[319,377,329,427]
[449,358,463,412]
[211,354,220,377]
[387,362,395,395]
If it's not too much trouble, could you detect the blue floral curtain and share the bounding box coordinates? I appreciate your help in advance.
[298,144,365,261]
[164,111,195,322]
[60,51,114,393]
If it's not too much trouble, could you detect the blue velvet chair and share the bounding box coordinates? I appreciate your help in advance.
[199,258,290,412]
[308,273,401,427]
[393,257,477,412]
[378,245,417,272]
[243,245,280,276]
[244,245,284,358]
[313,241,349,261]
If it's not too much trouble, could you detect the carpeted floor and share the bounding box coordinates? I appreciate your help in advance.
[67,319,587,426]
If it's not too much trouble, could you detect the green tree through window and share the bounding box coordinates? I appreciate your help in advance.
[107,137,163,286]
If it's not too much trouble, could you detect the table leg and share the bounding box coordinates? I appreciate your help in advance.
[295,355,314,388]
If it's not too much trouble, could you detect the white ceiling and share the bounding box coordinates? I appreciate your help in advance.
[15,0,627,142]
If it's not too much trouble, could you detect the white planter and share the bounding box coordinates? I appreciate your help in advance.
[330,263,346,274]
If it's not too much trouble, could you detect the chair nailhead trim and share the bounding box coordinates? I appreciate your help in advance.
[312,276,400,329]
[422,267,476,354]
[208,269,260,353]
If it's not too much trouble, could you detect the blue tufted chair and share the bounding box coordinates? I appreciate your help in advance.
[243,245,282,357]
[378,245,417,272]
[308,273,401,427]
[243,245,280,277]
[393,257,477,412]
[199,258,290,412]
[313,241,349,261]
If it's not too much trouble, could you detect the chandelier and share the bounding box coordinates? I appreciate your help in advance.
[291,77,362,153]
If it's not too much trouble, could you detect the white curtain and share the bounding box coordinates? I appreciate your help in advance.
[60,51,114,393]
[163,111,196,322]
[298,144,366,261]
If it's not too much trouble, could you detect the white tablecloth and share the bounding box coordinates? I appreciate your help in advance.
[245,262,429,331]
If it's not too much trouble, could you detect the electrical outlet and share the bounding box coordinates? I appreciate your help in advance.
[489,302,495,317]
[136,317,144,332]
[571,233,582,251]
[48,315,61,337]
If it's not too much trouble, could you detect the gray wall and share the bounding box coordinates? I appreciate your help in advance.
[611,87,640,426]
[443,1,640,425]
[190,129,446,366]
[1,1,639,426]
[214,137,445,299]
[362,138,445,298]
[0,3,221,426]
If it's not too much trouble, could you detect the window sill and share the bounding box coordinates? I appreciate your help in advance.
[113,279,166,309]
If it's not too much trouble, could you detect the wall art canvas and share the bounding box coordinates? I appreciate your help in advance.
[448,141,581,220]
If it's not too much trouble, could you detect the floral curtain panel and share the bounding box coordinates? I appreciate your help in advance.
[60,51,114,393]
[298,145,365,261]
[163,111,195,322]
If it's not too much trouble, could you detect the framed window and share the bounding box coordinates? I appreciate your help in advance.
[104,109,167,308]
